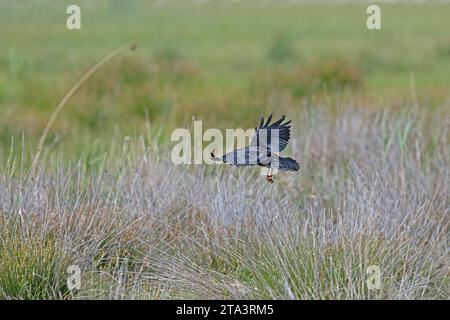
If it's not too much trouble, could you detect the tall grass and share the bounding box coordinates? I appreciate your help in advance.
[0,104,448,299]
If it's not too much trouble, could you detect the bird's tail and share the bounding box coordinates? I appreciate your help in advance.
[278,157,300,171]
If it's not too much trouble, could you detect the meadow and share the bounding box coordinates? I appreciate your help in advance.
[0,0,448,299]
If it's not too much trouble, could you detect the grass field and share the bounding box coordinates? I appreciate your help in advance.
[1,1,450,155]
[0,0,448,299]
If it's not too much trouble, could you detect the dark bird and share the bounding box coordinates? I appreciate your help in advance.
[211,113,299,183]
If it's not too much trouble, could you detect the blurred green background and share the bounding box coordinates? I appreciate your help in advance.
[1,0,449,158]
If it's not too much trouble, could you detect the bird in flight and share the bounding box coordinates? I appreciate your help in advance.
[211,113,299,183]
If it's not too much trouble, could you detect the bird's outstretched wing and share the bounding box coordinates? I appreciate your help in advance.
[250,113,291,153]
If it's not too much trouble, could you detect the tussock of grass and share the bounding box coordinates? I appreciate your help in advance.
[268,33,298,64]
[0,105,448,299]
[0,218,69,299]
[251,56,363,99]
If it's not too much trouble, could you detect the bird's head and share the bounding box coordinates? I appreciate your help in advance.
[210,152,221,161]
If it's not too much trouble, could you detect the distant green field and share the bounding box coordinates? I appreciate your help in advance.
[1,1,450,156]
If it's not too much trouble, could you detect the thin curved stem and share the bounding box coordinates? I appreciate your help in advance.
[29,42,137,176]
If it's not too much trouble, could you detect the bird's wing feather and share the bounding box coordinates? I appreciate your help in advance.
[250,113,292,152]
[278,156,300,171]
[222,146,259,167]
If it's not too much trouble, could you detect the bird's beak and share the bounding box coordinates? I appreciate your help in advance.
[210,152,220,161]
